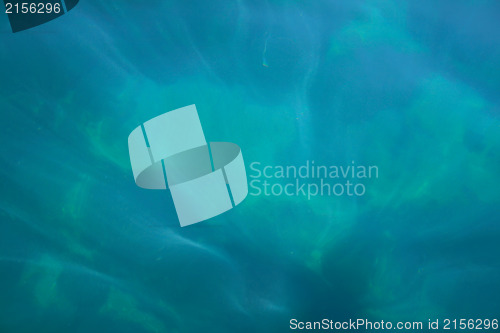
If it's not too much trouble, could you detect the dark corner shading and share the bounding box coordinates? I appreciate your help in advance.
[3,0,79,33]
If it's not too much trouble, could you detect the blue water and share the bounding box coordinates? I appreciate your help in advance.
[0,1,499,332]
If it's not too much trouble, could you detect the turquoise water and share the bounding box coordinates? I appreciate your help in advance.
[0,0,499,332]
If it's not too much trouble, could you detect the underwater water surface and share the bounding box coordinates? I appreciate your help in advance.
[0,0,499,332]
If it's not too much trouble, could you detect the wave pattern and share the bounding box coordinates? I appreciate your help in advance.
[0,0,499,332]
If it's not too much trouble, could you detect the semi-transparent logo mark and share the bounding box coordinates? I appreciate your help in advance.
[128,105,248,227]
